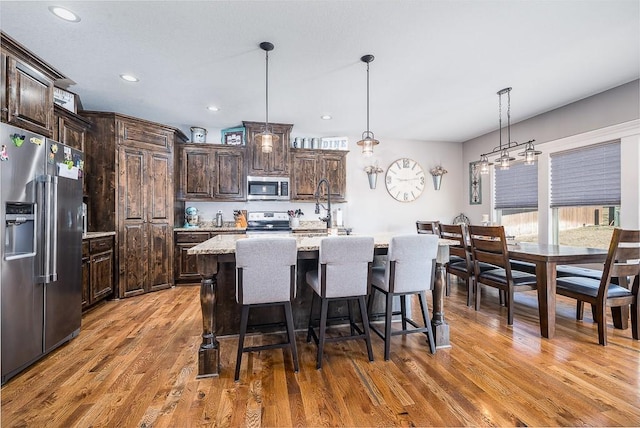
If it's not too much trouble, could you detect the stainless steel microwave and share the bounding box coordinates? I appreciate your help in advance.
[247,176,290,200]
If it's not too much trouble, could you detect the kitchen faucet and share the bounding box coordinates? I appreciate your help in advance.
[314,178,331,229]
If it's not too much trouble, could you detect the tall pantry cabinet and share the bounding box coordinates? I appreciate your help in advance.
[81,112,188,298]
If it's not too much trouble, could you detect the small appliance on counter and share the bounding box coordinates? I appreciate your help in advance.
[184,206,199,228]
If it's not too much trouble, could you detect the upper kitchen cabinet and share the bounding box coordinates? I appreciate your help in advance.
[243,121,293,176]
[290,149,347,201]
[176,143,246,201]
[1,32,66,137]
[53,105,92,152]
[81,111,188,298]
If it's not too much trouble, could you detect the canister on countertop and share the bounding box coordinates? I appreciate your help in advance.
[215,210,223,227]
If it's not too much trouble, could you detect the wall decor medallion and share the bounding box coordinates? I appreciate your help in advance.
[385,158,426,202]
[469,162,482,205]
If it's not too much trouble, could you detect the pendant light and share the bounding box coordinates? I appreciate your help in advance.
[477,87,538,174]
[255,41,279,154]
[356,54,379,157]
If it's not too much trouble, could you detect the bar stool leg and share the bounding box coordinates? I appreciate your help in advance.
[283,301,299,373]
[235,305,250,382]
[418,291,436,354]
[400,295,408,330]
[384,291,393,361]
[358,296,374,362]
[317,297,329,369]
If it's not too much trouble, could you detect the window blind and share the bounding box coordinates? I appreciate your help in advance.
[550,141,621,207]
[494,161,538,209]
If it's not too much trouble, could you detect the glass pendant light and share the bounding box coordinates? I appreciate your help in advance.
[356,54,379,157]
[255,42,279,154]
[519,141,542,165]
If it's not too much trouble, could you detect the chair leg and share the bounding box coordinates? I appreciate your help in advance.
[358,296,374,362]
[283,301,299,373]
[234,305,250,382]
[466,277,473,307]
[317,297,329,369]
[611,305,629,330]
[307,292,317,343]
[475,281,481,311]
[507,288,514,325]
[348,299,356,336]
[400,295,408,331]
[418,291,436,354]
[445,270,450,296]
[596,303,608,345]
[631,301,639,340]
[384,291,393,361]
[576,300,584,320]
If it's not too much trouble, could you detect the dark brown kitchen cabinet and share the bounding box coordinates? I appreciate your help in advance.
[290,149,347,201]
[1,32,66,137]
[82,235,115,312]
[176,143,246,201]
[174,231,212,284]
[81,111,188,298]
[53,105,91,152]
[243,121,293,176]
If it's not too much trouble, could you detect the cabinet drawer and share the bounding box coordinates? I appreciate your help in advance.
[90,237,113,253]
[175,231,211,243]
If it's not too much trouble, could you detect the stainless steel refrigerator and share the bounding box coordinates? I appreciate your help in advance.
[1,123,84,384]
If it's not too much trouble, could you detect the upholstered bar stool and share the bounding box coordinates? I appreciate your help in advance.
[234,237,299,381]
[368,234,439,360]
[305,236,375,369]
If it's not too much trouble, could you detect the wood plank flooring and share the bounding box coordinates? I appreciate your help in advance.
[2,281,639,427]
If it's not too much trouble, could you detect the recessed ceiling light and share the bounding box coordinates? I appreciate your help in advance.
[48,6,81,22]
[120,74,139,82]
[320,115,332,120]
[207,106,220,112]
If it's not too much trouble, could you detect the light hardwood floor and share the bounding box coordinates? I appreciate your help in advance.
[2,281,639,427]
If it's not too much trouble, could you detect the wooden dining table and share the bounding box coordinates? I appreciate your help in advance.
[507,242,608,339]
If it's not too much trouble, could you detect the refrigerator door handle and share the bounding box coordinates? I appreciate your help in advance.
[38,175,58,283]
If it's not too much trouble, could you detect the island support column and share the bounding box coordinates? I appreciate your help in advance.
[196,254,220,378]
[431,244,451,349]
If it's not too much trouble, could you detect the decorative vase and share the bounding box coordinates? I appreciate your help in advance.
[432,174,442,190]
[367,172,378,189]
[290,217,300,228]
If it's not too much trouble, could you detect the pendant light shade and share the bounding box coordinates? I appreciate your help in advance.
[356,54,379,157]
[256,41,279,154]
[477,87,538,174]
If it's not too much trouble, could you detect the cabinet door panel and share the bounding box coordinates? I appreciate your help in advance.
[6,58,54,136]
[148,152,172,221]
[120,148,145,221]
[121,223,146,297]
[215,148,245,200]
[179,146,214,200]
[148,222,172,291]
[291,152,319,200]
[91,250,114,301]
[244,121,292,176]
[57,116,85,151]
[322,153,346,201]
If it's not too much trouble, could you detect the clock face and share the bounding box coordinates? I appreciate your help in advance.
[385,158,426,202]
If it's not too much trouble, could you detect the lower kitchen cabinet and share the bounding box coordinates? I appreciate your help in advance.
[174,230,242,284]
[82,235,115,311]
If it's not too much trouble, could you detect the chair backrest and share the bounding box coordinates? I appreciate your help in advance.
[385,234,439,293]
[599,228,640,298]
[468,225,510,276]
[318,236,374,298]
[235,237,298,305]
[439,223,470,263]
[416,220,440,236]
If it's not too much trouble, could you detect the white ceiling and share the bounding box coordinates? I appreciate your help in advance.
[1,1,638,143]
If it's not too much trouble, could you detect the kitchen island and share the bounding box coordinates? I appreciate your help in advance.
[188,233,454,377]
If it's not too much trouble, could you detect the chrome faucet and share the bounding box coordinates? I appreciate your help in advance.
[314,178,331,229]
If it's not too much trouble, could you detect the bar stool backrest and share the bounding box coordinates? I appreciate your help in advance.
[386,234,439,293]
[318,236,375,298]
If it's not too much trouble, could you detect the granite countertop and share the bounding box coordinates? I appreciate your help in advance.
[187,233,457,256]
[83,231,116,239]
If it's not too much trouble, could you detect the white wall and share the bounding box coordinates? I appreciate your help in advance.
[187,136,463,234]
[461,80,640,241]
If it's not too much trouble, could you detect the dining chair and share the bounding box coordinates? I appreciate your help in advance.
[439,224,475,306]
[555,228,639,345]
[368,234,438,360]
[305,236,375,369]
[234,237,299,381]
[468,225,538,325]
[416,220,440,236]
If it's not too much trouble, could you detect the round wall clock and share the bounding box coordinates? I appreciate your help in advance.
[385,158,426,202]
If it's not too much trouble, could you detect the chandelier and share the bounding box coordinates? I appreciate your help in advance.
[356,54,379,157]
[255,41,279,154]
[478,87,539,174]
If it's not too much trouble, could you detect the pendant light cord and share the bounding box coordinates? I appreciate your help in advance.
[265,49,269,129]
[366,61,370,134]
